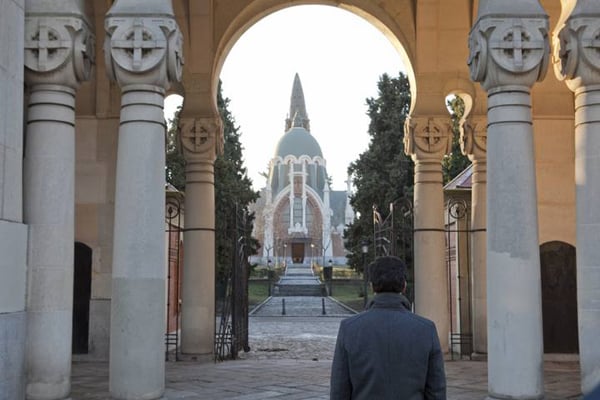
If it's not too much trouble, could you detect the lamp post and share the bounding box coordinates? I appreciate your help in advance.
[283,242,287,268]
[361,239,369,309]
[310,243,315,268]
[326,259,333,296]
[265,245,272,266]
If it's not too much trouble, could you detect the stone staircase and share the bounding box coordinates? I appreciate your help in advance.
[272,263,326,296]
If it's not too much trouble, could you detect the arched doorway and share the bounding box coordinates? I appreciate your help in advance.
[72,242,92,354]
[539,241,578,353]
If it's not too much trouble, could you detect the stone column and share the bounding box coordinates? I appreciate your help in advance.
[179,117,221,357]
[104,2,183,398]
[23,4,94,399]
[322,182,332,258]
[404,117,452,352]
[289,162,295,228]
[302,161,307,229]
[554,2,600,394]
[468,1,549,398]
[460,116,488,357]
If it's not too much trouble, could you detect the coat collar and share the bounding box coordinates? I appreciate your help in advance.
[367,292,412,311]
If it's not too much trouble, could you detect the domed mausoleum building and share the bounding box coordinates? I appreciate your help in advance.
[251,74,354,267]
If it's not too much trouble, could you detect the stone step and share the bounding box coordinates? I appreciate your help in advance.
[273,283,325,297]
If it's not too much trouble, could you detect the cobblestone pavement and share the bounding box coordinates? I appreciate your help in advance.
[239,316,345,361]
[71,302,583,399]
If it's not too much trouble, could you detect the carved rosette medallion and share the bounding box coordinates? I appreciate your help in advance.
[469,17,550,89]
[404,117,452,160]
[460,116,487,161]
[179,117,223,161]
[105,16,183,88]
[24,16,94,87]
[554,16,600,88]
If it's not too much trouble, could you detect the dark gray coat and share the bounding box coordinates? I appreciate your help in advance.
[330,293,446,400]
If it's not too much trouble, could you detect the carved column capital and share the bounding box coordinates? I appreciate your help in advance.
[104,15,183,89]
[469,13,550,90]
[179,117,223,162]
[24,15,94,87]
[554,7,600,90]
[460,116,487,161]
[403,116,452,161]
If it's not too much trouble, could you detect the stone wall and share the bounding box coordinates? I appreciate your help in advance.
[0,0,27,397]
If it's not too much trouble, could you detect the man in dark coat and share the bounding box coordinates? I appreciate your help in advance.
[330,256,446,399]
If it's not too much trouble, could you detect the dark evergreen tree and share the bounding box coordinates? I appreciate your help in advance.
[165,106,185,191]
[214,81,260,284]
[442,96,470,183]
[164,82,259,285]
[345,72,414,272]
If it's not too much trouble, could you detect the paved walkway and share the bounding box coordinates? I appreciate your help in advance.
[250,296,355,317]
[71,300,584,399]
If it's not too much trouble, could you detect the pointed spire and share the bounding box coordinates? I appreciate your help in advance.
[292,112,303,128]
[285,73,310,131]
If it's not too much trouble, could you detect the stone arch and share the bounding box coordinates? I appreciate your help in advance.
[73,242,92,354]
[539,240,578,354]
[211,1,417,112]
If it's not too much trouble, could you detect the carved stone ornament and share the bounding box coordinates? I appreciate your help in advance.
[179,117,223,160]
[469,17,550,88]
[459,116,487,160]
[404,117,452,159]
[24,16,94,86]
[105,16,183,87]
[554,17,600,87]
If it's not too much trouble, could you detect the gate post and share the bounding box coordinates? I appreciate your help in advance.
[460,116,487,358]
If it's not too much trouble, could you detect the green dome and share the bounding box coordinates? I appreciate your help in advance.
[275,127,323,158]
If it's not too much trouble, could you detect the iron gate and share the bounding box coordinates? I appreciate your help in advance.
[215,205,250,361]
[164,195,182,361]
[372,196,475,359]
[372,197,414,303]
[445,198,473,360]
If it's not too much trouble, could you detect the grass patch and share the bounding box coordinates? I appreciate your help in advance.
[248,279,270,307]
[329,279,373,313]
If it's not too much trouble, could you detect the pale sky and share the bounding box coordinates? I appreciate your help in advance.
[165,5,405,191]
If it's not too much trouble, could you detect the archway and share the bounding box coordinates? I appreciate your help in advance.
[176,0,465,360]
[540,241,578,354]
[206,4,413,360]
[215,4,414,192]
[72,242,92,354]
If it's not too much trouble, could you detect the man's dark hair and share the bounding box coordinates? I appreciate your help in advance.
[368,256,406,293]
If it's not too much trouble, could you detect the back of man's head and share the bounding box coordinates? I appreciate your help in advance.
[369,256,406,293]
